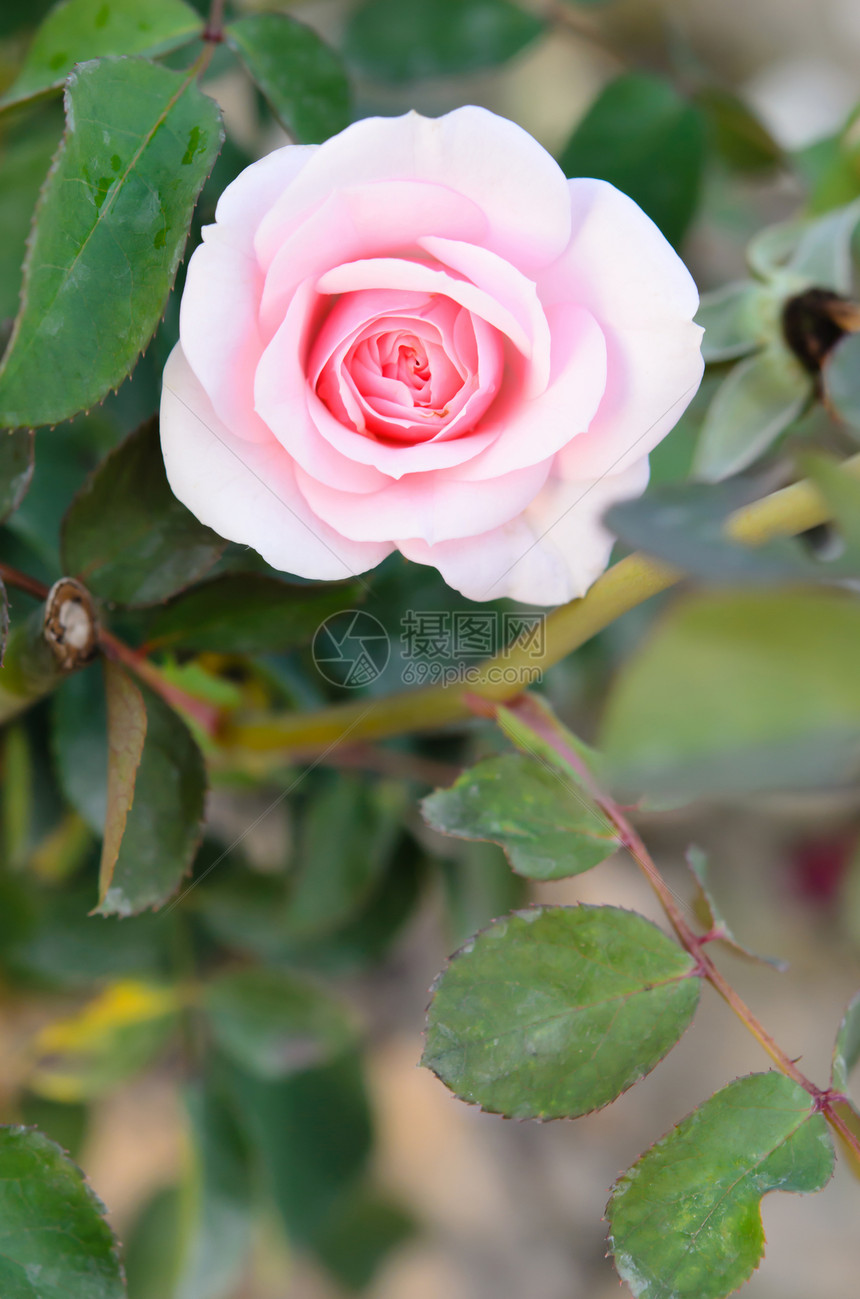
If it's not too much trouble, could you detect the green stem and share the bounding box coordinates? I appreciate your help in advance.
[222,452,860,760]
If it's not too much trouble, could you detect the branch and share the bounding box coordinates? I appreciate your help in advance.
[500,693,860,1162]
[222,451,860,761]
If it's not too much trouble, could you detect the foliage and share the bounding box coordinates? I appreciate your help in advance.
[1,1,860,1297]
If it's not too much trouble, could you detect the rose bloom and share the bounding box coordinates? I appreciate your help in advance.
[161,107,703,604]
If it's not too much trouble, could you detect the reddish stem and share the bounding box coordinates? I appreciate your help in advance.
[494,694,860,1162]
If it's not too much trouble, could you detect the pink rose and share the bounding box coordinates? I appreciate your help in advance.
[161,107,703,604]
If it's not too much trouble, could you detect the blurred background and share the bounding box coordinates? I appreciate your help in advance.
[2,0,860,1296]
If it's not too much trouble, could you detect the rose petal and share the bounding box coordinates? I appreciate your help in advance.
[399,457,650,605]
[255,108,571,272]
[294,456,552,546]
[539,179,704,480]
[160,344,391,580]
[317,258,534,357]
[259,180,489,342]
[418,235,551,395]
[451,304,607,479]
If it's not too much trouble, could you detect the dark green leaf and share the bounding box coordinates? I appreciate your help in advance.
[5,878,173,989]
[832,989,860,1094]
[607,1073,834,1299]
[0,118,62,322]
[99,660,146,907]
[2,0,203,108]
[696,281,776,363]
[693,344,810,481]
[0,430,35,524]
[423,904,700,1119]
[52,663,108,833]
[605,479,860,585]
[0,579,7,666]
[225,1050,373,1247]
[226,13,350,145]
[313,1187,414,1292]
[286,776,405,939]
[202,967,356,1079]
[0,57,223,429]
[0,1125,125,1298]
[18,1094,88,1161]
[97,682,206,916]
[173,1082,254,1299]
[601,589,860,798]
[696,86,782,173]
[824,332,860,433]
[422,753,617,881]
[685,845,787,969]
[559,73,706,247]
[62,419,225,606]
[146,573,361,653]
[344,0,544,84]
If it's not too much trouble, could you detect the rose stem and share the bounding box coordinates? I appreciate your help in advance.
[499,692,860,1162]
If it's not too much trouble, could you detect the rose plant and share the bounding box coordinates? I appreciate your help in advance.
[1,2,860,1298]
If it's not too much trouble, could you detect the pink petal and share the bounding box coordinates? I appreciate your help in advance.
[317,258,534,357]
[259,180,489,341]
[400,457,650,605]
[538,179,704,480]
[450,304,607,479]
[294,456,552,546]
[255,108,571,273]
[160,344,391,580]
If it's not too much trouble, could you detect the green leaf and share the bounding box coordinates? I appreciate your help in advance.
[224,1050,373,1248]
[29,979,178,1101]
[0,1125,125,1298]
[18,1093,88,1161]
[0,579,8,667]
[0,57,223,429]
[559,73,706,247]
[99,660,147,907]
[313,1187,414,1292]
[786,198,860,293]
[62,419,224,606]
[2,0,203,109]
[225,13,350,145]
[607,1073,834,1299]
[696,86,782,174]
[286,776,405,939]
[832,988,860,1094]
[173,1082,254,1299]
[97,681,206,916]
[693,344,811,482]
[343,0,545,84]
[423,904,700,1119]
[605,478,860,585]
[52,662,108,833]
[824,332,860,433]
[0,117,62,322]
[422,753,617,881]
[685,845,787,969]
[696,281,776,363]
[0,429,35,524]
[146,573,361,654]
[601,589,860,799]
[202,967,357,1079]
